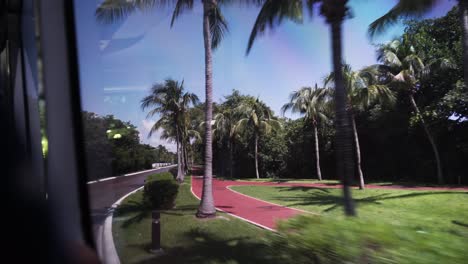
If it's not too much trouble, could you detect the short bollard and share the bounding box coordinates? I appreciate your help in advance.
[150,211,164,255]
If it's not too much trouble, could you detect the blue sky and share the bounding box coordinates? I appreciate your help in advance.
[74,0,456,151]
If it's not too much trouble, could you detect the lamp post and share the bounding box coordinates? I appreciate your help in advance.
[150,210,164,255]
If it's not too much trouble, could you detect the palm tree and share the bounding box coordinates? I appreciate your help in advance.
[376,39,454,184]
[140,79,199,183]
[282,84,329,181]
[236,98,281,179]
[325,64,396,189]
[180,114,201,174]
[213,109,239,178]
[96,0,232,218]
[247,0,356,216]
[157,115,188,177]
[368,0,468,91]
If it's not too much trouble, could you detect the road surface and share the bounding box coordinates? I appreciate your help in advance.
[87,166,176,252]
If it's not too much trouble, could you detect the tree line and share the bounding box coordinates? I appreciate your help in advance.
[82,112,176,181]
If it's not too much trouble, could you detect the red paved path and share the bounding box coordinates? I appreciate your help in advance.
[191,176,468,231]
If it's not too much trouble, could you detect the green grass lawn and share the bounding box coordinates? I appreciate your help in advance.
[113,175,468,263]
[217,177,339,184]
[113,176,273,264]
[230,185,468,231]
[220,177,468,188]
[230,185,468,262]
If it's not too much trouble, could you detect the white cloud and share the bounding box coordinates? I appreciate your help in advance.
[138,119,177,152]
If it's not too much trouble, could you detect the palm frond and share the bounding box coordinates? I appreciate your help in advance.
[96,0,162,24]
[267,118,282,131]
[246,0,303,55]
[235,118,249,134]
[171,0,194,27]
[422,57,457,77]
[141,78,197,143]
[380,49,403,68]
[281,102,295,116]
[368,0,437,38]
[209,5,229,50]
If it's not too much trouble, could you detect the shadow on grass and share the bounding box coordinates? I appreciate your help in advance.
[452,220,468,228]
[159,205,198,216]
[136,228,275,264]
[279,186,331,193]
[115,200,151,228]
[367,181,468,189]
[117,202,200,225]
[272,187,462,213]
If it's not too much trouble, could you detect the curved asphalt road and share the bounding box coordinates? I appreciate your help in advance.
[87,166,176,260]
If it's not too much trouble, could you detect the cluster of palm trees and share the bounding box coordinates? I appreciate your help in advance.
[285,34,456,189]
[140,79,199,183]
[97,0,467,218]
[282,64,395,190]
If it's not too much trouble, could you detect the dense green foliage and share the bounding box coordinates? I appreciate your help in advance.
[143,173,179,210]
[145,172,175,182]
[190,8,467,185]
[82,111,175,180]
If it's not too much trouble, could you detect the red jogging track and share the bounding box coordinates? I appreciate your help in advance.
[191,176,468,231]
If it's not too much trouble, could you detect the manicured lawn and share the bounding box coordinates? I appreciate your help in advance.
[230,185,468,229]
[231,185,468,259]
[113,176,272,264]
[221,177,468,188]
[113,175,468,263]
[219,177,339,184]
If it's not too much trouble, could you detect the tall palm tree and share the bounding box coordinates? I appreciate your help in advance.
[368,0,468,91]
[157,115,188,176]
[376,39,453,184]
[213,109,239,178]
[180,111,201,174]
[140,79,199,183]
[96,0,232,218]
[247,0,356,216]
[325,64,396,189]
[236,98,281,179]
[282,84,329,181]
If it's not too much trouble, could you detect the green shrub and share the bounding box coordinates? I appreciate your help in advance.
[146,172,174,183]
[143,173,179,210]
[268,215,468,264]
[169,167,178,177]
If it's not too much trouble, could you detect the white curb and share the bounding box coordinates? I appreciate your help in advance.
[87,165,176,184]
[96,165,176,263]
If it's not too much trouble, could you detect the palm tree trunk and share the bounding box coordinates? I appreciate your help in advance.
[180,140,185,173]
[409,94,444,184]
[330,16,356,216]
[176,127,184,183]
[459,0,468,89]
[351,113,365,190]
[197,0,216,218]
[229,140,234,179]
[254,132,260,179]
[183,141,190,173]
[313,122,323,181]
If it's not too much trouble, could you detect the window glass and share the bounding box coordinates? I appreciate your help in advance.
[72,1,467,263]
